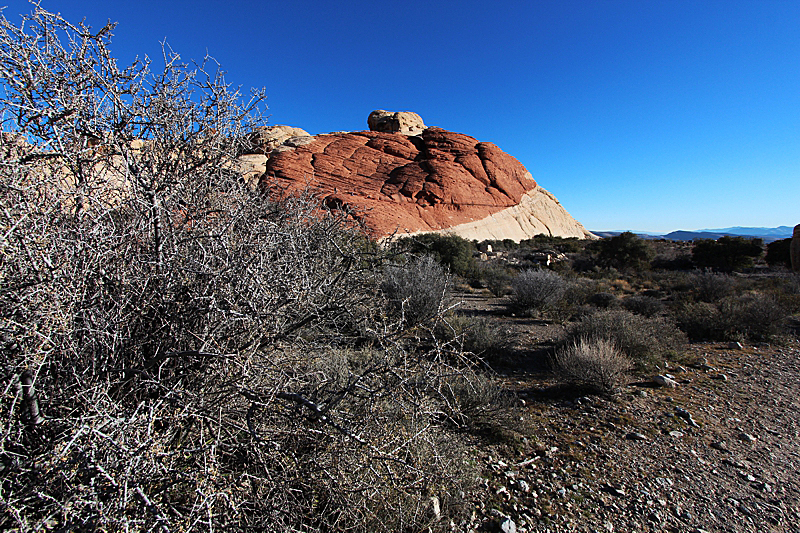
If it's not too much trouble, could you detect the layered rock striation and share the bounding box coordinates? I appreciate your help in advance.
[253,112,594,241]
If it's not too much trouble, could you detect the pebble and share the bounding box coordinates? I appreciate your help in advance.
[723,458,747,469]
[500,517,517,533]
[653,375,678,388]
[674,407,700,427]
[626,432,648,441]
[738,432,757,442]
[738,471,757,482]
[710,441,730,452]
[669,430,685,438]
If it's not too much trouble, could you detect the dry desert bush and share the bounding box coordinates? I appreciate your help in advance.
[0,6,487,531]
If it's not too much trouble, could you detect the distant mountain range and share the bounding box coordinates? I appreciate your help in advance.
[591,226,795,243]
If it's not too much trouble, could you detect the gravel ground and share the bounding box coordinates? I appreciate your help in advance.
[460,338,800,533]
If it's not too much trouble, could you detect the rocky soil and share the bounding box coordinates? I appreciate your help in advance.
[455,296,800,533]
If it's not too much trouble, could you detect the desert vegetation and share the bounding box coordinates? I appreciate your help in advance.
[1,5,798,533]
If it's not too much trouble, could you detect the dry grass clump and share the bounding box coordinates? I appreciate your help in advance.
[562,309,686,369]
[551,337,633,395]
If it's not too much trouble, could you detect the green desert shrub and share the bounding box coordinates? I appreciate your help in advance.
[509,268,568,313]
[692,236,763,272]
[382,255,452,326]
[588,291,618,309]
[688,269,738,303]
[722,293,788,342]
[562,309,686,369]
[551,337,633,396]
[480,263,513,297]
[671,301,726,341]
[394,233,478,279]
[622,294,666,317]
[594,232,654,272]
[765,238,793,269]
[672,293,788,342]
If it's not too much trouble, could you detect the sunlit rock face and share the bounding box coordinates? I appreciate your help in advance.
[249,112,594,241]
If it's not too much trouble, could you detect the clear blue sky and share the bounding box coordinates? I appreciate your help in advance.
[4,0,798,233]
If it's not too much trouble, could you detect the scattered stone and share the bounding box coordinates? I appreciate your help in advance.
[517,479,531,493]
[428,496,441,521]
[675,407,700,427]
[728,341,744,350]
[738,471,757,482]
[723,458,747,469]
[669,430,685,438]
[693,358,716,372]
[738,432,757,443]
[756,482,772,492]
[710,441,730,452]
[626,432,648,441]
[601,483,626,497]
[499,517,517,533]
[653,375,678,388]
[711,373,729,381]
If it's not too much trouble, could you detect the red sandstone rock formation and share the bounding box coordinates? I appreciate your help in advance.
[259,126,593,240]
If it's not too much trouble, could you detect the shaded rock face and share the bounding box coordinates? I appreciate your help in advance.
[367,110,426,136]
[258,126,593,240]
[792,224,800,272]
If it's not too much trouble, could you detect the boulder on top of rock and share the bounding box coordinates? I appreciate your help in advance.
[367,110,426,136]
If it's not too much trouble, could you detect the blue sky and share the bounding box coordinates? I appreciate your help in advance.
[3,0,798,233]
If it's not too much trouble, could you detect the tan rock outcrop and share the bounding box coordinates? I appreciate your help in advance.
[425,187,595,242]
[367,110,426,136]
[791,224,800,272]
[246,125,311,154]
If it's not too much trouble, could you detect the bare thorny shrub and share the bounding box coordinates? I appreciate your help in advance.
[0,6,483,531]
